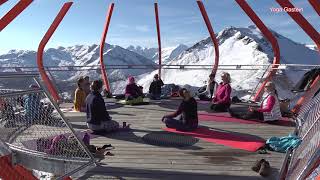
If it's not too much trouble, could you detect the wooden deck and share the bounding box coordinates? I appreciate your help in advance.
[62,99,295,180]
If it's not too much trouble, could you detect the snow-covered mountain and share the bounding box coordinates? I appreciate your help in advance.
[0,43,155,98]
[306,44,318,51]
[138,25,319,99]
[127,44,188,64]
[1,26,318,100]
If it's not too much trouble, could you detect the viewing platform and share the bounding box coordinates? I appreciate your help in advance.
[61,98,295,179]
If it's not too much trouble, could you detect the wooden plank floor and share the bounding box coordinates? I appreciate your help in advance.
[61,99,294,180]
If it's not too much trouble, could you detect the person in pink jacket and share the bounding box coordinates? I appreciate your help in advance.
[210,72,232,112]
[229,81,281,122]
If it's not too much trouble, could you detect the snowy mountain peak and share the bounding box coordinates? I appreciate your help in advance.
[127,44,188,64]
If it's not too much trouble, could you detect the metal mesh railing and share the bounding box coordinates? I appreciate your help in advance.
[285,92,320,180]
[306,163,320,180]
[0,73,95,179]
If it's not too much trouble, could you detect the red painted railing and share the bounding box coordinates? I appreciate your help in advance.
[197,0,219,78]
[235,0,280,102]
[99,3,114,93]
[0,0,8,6]
[154,3,162,78]
[37,2,73,102]
[0,0,33,31]
[309,0,320,16]
[276,0,320,113]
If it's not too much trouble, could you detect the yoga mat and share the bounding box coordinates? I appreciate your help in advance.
[197,100,211,104]
[198,113,295,127]
[164,127,265,152]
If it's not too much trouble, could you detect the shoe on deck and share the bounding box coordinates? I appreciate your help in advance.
[259,160,271,177]
[251,159,265,172]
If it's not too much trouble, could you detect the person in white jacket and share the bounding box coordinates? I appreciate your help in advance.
[197,73,217,101]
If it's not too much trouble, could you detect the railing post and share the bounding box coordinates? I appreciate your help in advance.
[308,0,320,16]
[275,0,320,113]
[99,3,114,93]
[37,2,73,102]
[235,0,280,102]
[0,0,33,31]
[197,0,219,78]
[154,3,162,79]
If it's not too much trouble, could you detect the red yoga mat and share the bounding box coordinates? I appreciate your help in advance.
[198,113,295,127]
[164,127,265,152]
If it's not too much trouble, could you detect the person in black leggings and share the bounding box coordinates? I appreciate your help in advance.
[162,88,198,131]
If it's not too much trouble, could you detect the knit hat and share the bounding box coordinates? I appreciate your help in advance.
[128,76,135,84]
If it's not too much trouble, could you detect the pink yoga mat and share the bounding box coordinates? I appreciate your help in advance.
[198,113,295,127]
[164,127,265,152]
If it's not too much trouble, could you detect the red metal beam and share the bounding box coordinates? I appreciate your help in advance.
[0,0,8,6]
[0,0,33,31]
[235,0,280,102]
[154,3,162,78]
[197,0,219,77]
[100,3,114,93]
[309,0,320,16]
[37,2,73,102]
[276,0,320,113]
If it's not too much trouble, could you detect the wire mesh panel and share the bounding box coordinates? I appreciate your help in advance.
[306,163,320,180]
[286,93,320,180]
[0,73,95,178]
[296,92,320,131]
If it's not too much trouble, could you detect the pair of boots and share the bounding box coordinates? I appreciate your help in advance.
[252,159,271,177]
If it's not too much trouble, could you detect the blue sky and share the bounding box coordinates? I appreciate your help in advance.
[0,0,319,54]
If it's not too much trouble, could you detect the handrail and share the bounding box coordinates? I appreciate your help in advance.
[154,3,162,78]
[99,3,114,93]
[197,0,219,78]
[0,0,33,31]
[235,0,280,102]
[37,2,73,102]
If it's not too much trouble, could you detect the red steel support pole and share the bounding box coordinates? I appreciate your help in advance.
[0,0,8,6]
[197,0,219,77]
[235,0,280,102]
[0,0,33,31]
[276,0,320,113]
[37,2,73,102]
[154,3,162,78]
[309,0,320,16]
[99,3,114,93]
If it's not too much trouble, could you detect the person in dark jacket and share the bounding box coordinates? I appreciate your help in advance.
[86,80,119,133]
[162,88,198,131]
[149,74,164,100]
[125,76,144,101]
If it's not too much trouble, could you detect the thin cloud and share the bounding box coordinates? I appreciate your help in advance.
[135,25,151,32]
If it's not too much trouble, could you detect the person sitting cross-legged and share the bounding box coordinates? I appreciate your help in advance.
[229,81,281,122]
[210,72,232,112]
[86,80,119,133]
[149,74,164,100]
[162,88,198,131]
[125,76,144,104]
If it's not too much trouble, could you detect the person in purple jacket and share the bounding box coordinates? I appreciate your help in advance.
[162,88,198,131]
[210,72,232,112]
[125,76,144,101]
